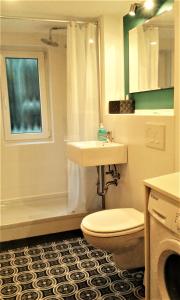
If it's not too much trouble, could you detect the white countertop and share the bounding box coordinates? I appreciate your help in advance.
[144,172,180,202]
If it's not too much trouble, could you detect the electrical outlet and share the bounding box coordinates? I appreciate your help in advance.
[145,123,166,150]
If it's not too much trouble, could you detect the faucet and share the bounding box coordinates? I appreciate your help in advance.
[106,131,113,142]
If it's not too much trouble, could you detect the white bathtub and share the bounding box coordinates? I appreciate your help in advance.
[0,193,88,242]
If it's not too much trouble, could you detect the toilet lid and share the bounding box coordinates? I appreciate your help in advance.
[82,208,144,233]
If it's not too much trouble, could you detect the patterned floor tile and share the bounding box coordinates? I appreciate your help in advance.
[0,235,145,299]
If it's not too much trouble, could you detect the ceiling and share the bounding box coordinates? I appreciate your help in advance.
[1,0,132,19]
[1,0,132,34]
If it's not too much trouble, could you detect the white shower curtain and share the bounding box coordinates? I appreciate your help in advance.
[138,26,149,91]
[67,22,101,213]
[137,26,159,91]
[145,26,159,89]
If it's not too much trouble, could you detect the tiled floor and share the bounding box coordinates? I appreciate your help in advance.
[0,231,145,300]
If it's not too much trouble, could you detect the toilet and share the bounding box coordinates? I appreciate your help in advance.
[81,208,144,269]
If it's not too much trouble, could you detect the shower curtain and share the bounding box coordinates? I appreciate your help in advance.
[67,22,101,213]
[138,26,159,90]
[138,26,149,91]
[145,26,159,89]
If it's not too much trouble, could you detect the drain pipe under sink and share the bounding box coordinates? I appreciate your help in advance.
[96,165,120,209]
[97,166,106,209]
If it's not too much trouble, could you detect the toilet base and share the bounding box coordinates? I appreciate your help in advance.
[112,237,144,269]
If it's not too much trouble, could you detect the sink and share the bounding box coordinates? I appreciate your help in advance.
[67,141,127,167]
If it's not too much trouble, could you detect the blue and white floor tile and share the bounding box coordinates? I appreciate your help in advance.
[0,234,145,299]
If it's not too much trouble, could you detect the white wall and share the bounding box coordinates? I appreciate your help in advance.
[100,15,125,118]
[174,0,180,171]
[1,32,67,201]
[101,15,175,212]
[104,115,174,211]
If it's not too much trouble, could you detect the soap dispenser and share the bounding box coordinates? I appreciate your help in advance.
[97,123,107,142]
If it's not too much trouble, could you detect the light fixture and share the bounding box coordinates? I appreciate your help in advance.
[143,0,154,10]
[129,3,141,16]
[129,1,155,17]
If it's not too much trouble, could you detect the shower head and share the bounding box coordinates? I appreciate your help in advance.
[41,37,59,47]
[41,26,65,47]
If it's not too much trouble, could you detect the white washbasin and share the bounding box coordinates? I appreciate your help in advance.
[67,141,127,167]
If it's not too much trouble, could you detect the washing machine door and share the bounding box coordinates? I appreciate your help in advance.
[157,239,180,300]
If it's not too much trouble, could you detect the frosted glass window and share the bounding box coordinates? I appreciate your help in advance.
[1,51,50,142]
[5,58,42,134]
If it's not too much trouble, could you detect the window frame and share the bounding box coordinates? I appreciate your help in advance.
[0,50,50,142]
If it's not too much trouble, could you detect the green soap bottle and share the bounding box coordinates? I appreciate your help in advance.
[97,123,107,141]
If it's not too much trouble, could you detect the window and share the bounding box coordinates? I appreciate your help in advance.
[1,51,50,141]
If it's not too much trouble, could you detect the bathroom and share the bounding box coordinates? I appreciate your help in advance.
[0,0,180,299]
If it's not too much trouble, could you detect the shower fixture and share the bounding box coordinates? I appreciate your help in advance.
[41,26,66,47]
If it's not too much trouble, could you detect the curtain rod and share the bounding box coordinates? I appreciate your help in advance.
[0,15,98,25]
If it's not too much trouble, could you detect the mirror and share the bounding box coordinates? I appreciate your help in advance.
[129,9,174,93]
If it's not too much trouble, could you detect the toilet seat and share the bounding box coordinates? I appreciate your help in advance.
[81,208,144,237]
[81,208,145,269]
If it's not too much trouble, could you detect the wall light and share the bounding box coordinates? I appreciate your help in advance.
[143,0,154,10]
[129,1,155,17]
[129,3,142,16]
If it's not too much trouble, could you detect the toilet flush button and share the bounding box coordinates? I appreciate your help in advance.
[145,123,165,150]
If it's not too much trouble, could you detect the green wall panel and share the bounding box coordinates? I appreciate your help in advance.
[133,88,174,109]
[123,0,174,109]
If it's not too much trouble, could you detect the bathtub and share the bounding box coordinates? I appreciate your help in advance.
[0,193,88,242]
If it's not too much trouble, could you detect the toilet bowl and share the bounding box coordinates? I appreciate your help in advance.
[81,208,144,269]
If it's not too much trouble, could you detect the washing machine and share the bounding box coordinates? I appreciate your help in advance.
[148,190,180,300]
